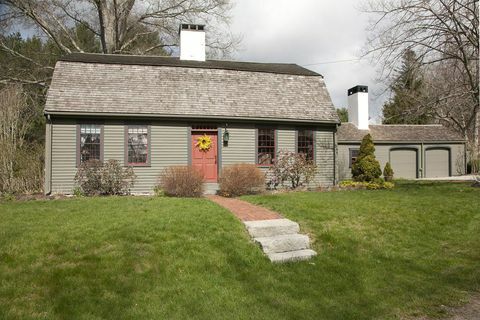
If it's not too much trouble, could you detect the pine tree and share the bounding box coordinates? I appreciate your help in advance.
[382,50,431,124]
[351,134,382,182]
[336,107,348,122]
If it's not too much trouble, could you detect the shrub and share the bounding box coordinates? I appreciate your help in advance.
[74,160,103,196]
[73,186,84,197]
[218,164,265,197]
[383,162,394,181]
[267,151,317,189]
[153,185,165,197]
[158,166,204,197]
[351,134,381,182]
[74,159,136,196]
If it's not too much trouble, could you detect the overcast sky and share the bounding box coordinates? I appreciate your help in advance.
[229,0,387,123]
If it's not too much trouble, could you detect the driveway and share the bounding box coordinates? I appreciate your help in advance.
[417,174,478,181]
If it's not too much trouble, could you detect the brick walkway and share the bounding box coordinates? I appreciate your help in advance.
[207,195,283,221]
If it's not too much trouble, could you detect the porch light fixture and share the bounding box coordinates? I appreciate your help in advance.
[223,124,230,145]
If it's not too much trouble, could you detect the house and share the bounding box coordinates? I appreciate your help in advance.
[43,24,340,194]
[337,85,466,180]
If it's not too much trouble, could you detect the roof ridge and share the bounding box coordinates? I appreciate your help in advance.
[62,52,301,66]
[59,53,321,77]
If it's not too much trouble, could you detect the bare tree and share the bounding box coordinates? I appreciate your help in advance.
[0,0,238,78]
[0,85,42,193]
[363,0,479,169]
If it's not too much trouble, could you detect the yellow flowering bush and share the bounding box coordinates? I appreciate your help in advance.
[339,180,394,190]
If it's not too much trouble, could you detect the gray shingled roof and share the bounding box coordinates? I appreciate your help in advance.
[45,53,339,123]
[337,123,464,142]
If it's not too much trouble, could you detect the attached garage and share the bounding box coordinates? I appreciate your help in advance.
[425,148,450,178]
[390,148,418,179]
[337,123,466,181]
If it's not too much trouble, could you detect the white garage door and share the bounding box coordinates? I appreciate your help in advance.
[425,149,450,178]
[390,149,417,179]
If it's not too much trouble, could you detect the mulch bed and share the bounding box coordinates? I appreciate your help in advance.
[1,193,70,202]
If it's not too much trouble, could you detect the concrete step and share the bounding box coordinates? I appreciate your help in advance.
[244,219,300,238]
[267,249,317,263]
[203,183,219,195]
[254,234,310,254]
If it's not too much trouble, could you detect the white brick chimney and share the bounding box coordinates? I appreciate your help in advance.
[347,85,369,130]
[180,23,206,61]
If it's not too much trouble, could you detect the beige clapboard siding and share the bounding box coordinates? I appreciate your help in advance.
[106,122,188,194]
[51,119,76,193]
[449,144,466,175]
[50,120,189,194]
[49,120,338,194]
[277,127,296,152]
[103,121,123,161]
[130,124,188,193]
[220,126,256,166]
[314,130,335,186]
[220,126,335,187]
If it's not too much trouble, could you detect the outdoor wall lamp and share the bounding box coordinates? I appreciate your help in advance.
[223,124,230,146]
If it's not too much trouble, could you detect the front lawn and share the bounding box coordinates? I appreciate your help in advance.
[1,182,479,319]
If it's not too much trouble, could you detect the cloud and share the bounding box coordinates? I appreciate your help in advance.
[229,0,387,123]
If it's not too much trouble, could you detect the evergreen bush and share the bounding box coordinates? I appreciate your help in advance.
[383,162,394,181]
[351,134,382,182]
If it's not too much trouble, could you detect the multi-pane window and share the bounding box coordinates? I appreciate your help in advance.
[257,128,276,165]
[80,124,101,163]
[349,149,359,168]
[297,129,314,161]
[127,125,149,165]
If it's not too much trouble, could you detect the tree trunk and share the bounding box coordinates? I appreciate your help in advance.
[97,0,136,53]
[474,109,480,173]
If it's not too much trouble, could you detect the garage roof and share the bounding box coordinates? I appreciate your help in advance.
[337,123,464,142]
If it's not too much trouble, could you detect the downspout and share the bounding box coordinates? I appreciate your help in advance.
[44,114,52,195]
[420,142,424,178]
[333,125,338,185]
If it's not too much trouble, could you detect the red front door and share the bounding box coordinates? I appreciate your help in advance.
[192,132,218,182]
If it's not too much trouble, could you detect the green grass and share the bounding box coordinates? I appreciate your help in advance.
[1,182,479,319]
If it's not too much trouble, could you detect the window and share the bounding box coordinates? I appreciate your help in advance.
[79,124,102,163]
[257,128,276,165]
[349,149,359,168]
[297,129,314,161]
[126,125,149,165]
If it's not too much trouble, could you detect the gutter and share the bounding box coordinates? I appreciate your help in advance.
[333,124,338,185]
[420,142,424,178]
[44,111,341,127]
[337,140,466,144]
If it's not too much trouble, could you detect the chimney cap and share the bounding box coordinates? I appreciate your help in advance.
[347,85,368,96]
[179,23,205,34]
